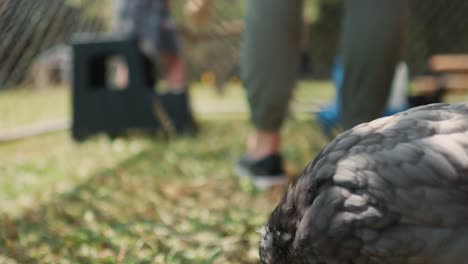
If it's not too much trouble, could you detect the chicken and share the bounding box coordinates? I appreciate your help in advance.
[260,103,468,264]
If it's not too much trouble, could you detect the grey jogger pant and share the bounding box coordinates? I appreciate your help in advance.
[241,0,409,131]
[340,0,409,130]
[240,0,303,131]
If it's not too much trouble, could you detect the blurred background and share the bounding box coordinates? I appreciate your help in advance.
[2,0,468,263]
[3,0,468,91]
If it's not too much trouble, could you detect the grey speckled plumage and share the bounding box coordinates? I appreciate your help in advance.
[260,103,468,264]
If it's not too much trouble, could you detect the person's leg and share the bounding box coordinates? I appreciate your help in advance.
[161,53,186,93]
[157,51,197,135]
[155,0,197,135]
[241,0,303,160]
[340,0,409,130]
[115,61,129,89]
[158,0,187,93]
[237,0,302,188]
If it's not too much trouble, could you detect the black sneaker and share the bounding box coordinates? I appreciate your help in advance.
[158,91,198,135]
[235,154,286,189]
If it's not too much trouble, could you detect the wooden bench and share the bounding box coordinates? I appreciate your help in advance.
[414,54,468,95]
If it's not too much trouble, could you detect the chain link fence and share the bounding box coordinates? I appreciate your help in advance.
[1,0,468,90]
[0,0,110,89]
[0,0,245,91]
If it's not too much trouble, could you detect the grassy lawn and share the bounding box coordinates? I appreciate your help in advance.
[0,88,69,130]
[0,81,332,263]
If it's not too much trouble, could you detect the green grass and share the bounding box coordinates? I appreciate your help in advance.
[0,81,332,263]
[0,87,69,130]
[3,80,465,263]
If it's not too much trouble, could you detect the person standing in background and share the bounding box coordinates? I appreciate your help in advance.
[236,0,409,189]
[113,0,197,135]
